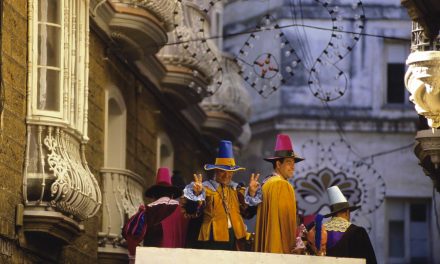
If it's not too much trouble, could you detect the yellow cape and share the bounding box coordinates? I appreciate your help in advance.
[254,175,297,253]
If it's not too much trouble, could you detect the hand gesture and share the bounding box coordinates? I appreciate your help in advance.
[248,173,260,197]
[193,173,203,196]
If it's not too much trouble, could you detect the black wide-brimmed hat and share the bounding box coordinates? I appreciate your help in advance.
[145,168,182,199]
[264,134,304,163]
[324,186,360,218]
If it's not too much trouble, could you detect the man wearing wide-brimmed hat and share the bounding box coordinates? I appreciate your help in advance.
[181,140,258,250]
[307,186,377,264]
[246,134,304,253]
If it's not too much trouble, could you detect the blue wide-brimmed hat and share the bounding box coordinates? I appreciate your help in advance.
[204,140,245,171]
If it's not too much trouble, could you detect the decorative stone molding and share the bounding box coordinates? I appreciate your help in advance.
[405,51,440,128]
[98,168,145,258]
[125,0,177,32]
[23,210,82,243]
[414,129,440,191]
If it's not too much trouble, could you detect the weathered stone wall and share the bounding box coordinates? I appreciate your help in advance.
[0,0,30,262]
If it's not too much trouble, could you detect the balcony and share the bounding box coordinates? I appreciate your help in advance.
[91,0,178,60]
[158,2,220,109]
[414,129,440,192]
[23,125,101,243]
[98,168,146,263]
[200,56,252,144]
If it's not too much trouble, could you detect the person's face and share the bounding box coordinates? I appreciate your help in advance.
[276,158,295,179]
[215,169,234,185]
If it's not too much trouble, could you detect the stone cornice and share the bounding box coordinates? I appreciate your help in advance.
[251,116,418,135]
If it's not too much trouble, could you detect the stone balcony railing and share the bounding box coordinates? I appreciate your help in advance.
[98,168,146,262]
[122,0,177,32]
[23,125,101,243]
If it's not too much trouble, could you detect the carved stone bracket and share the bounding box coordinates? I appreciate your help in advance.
[414,129,440,192]
[405,51,440,128]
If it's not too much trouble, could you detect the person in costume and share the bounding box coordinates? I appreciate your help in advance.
[246,134,304,253]
[124,168,188,262]
[307,186,377,264]
[181,140,258,250]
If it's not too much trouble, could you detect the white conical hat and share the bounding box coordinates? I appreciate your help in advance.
[327,186,348,205]
[324,185,360,218]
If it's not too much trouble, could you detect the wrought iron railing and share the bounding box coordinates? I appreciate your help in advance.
[24,125,102,220]
[411,22,440,52]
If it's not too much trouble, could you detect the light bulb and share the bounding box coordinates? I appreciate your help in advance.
[280,42,285,48]
[291,60,298,67]
[285,50,291,57]
[265,18,271,26]
[285,66,292,73]
[189,81,195,88]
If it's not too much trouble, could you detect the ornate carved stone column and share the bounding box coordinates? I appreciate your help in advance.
[404,20,440,128]
[402,0,440,192]
[405,50,440,128]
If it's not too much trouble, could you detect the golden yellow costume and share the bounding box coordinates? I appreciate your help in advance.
[254,174,297,253]
[197,183,247,241]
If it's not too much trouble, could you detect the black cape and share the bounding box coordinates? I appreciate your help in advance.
[327,224,377,264]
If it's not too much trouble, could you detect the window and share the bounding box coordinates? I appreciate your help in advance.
[104,86,127,168]
[29,0,90,138]
[24,0,100,221]
[387,199,432,264]
[385,41,410,105]
[156,132,174,170]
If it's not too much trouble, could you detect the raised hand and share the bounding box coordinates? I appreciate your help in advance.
[248,173,260,197]
[192,173,203,196]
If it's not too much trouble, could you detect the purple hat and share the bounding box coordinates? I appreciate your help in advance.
[264,134,304,163]
[145,168,182,198]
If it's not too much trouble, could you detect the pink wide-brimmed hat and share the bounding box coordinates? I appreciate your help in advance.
[264,134,304,163]
[145,168,182,198]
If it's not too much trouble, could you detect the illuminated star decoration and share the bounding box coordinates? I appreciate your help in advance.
[235,14,302,98]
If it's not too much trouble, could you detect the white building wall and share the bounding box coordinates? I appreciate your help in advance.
[224,0,440,263]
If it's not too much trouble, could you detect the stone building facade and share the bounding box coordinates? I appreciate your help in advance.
[223,0,440,263]
[0,0,251,263]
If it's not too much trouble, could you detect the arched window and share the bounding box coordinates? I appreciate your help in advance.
[104,86,127,168]
[157,132,174,170]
